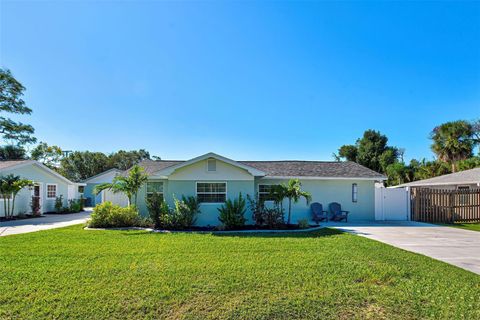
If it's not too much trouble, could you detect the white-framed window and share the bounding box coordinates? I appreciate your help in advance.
[258,184,277,202]
[46,184,57,199]
[78,186,85,194]
[207,159,216,172]
[146,181,164,201]
[352,183,358,203]
[196,182,226,203]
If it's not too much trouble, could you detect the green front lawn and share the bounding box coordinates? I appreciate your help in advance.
[1,226,479,319]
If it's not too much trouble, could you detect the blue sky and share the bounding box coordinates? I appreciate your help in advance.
[1,1,479,161]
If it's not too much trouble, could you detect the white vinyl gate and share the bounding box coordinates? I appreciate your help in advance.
[375,187,411,221]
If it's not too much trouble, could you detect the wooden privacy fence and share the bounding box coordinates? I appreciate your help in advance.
[411,187,480,223]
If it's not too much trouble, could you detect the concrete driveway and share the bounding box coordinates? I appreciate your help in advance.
[0,210,91,237]
[326,220,480,275]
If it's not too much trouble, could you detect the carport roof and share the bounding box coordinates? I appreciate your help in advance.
[395,168,480,187]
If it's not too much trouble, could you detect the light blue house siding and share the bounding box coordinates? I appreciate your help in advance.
[136,180,255,226]
[135,178,374,226]
[256,179,375,222]
[83,183,105,206]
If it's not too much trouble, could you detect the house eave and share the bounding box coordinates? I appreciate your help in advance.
[259,176,387,181]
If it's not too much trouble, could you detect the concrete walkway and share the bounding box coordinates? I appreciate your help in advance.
[0,210,91,237]
[325,220,480,275]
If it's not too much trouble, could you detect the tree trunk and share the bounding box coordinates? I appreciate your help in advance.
[451,162,456,173]
[287,198,292,225]
[7,198,11,219]
[10,194,16,218]
[3,196,7,219]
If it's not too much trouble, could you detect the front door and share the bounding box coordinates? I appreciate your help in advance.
[31,184,42,214]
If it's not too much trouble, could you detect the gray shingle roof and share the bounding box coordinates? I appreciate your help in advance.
[396,167,480,187]
[137,159,385,179]
[0,160,32,170]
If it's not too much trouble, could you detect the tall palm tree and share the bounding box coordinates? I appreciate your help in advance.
[281,179,312,225]
[94,165,148,206]
[431,121,474,172]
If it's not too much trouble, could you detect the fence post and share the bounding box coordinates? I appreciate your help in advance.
[450,191,455,224]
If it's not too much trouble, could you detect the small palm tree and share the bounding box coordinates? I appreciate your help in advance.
[278,179,312,225]
[94,165,148,206]
[0,175,33,219]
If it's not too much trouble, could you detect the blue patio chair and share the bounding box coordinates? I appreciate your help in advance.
[328,202,349,222]
[310,202,328,224]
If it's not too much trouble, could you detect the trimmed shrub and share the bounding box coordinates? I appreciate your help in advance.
[68,199,83,213]
[146,192,169,229]
[54,195,64,213]
[88,202,141,228]
[146,194,201,230]
[218,193,246,230]
[247,194,284,228]
[297,218,309,229]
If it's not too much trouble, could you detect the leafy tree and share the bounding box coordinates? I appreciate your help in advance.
[337,145,358,161]
[431,120,475,172]
[456,156,480,171]
[0,68,36,146]
[0,174,33,219]
[385,162,411,186]
[336,130,399,173]
[409,159,450,181]
[277,179,312,225]
[0,145,27,160]
[107,149,151,170]
[93,165,148,206]
[59,151,110,182]
[31,142,63,168]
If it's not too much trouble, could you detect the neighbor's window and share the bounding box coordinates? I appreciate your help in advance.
[258,184,277,202]
[146,181,164,201]
[458,186,470,205]
[352,183,358,203]
[207,159,216,172]
[47,184,57,199]
[78,186,85,194]
[196,182,226,203]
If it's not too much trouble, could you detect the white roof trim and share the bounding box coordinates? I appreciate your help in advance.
[394,181,480,188]
[260,176,387,181]
[152,152,266,177]
[82,168,123,183]
[0,160,75,185]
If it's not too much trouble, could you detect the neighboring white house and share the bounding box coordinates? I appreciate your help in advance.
[394,167,480,190]
[82,168,128,207]
[0,160,85,217]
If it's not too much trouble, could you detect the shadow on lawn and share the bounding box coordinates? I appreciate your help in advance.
[118,228,344,238]
[211,228,343,238]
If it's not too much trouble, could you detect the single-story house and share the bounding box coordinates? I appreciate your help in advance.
[394,168,480,190]
[82,168,125,207]
[0,160,85,217]
[123,152,386,226]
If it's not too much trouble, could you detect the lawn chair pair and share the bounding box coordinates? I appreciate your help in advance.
[310,202,349,223]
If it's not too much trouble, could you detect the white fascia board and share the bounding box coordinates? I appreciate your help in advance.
[259,176,387,181]
[396,181,480,188]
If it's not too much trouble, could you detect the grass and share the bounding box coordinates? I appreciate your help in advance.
[443,223,480,232]
[1,226,479,319]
